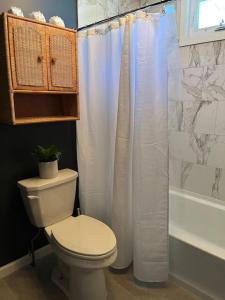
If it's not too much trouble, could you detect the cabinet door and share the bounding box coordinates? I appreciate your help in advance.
[8,17,48,90]
[46,28,77,92]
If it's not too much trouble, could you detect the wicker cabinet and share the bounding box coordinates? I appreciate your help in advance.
[47,27,77,91]
[8,17,48,90]
[0,13,79,125]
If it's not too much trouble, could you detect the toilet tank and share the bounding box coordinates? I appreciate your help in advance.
[18,169,78,228]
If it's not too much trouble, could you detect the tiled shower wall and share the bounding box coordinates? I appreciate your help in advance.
[78,1,225,203]
[169,42,225,203]
[78,0,159,27]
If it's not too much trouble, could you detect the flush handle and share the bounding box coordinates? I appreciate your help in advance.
[27,195,40,201]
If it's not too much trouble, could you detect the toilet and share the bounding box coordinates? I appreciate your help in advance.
[18,169,117,300]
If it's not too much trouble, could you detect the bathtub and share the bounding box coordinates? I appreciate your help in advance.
[169,188,225,300]
[169,188,225,260]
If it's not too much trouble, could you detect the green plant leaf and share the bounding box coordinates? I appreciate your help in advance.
[32,144,62,162]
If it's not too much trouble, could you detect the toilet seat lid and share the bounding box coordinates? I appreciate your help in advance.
[46,215,117,256]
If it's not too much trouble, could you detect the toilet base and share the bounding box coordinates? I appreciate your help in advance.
[51,264,70,298]
[70,267,107,300]
[51,258,107,300]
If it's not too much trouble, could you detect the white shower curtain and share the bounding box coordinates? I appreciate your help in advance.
[78,11,177,282]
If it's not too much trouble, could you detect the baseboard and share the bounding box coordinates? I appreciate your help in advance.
[0,245,52,279]
[169,273,215,300]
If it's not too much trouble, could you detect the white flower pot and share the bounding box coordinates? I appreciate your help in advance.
[38,160,58,179]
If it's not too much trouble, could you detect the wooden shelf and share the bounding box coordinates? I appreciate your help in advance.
[14,116,79,125]
[13,93,79,124]
[13,90,77,95]
[5,13,76,33]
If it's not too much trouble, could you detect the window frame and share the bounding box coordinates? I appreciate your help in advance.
[179,0,225,46]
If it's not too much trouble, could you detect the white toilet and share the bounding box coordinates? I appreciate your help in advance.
[18,169,117,300]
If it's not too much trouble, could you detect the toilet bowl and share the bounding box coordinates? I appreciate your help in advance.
[45,215,117,300]
[18,169,117,300]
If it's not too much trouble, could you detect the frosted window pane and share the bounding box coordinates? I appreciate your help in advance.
[198,0,225,29]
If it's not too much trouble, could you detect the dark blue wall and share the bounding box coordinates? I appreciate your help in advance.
[0,0,77,28]
[0,1,78,267]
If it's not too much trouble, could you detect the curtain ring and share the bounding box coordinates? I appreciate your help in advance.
[162,5,166,15]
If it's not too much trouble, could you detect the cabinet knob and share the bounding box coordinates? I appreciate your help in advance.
[51,58,56,65]
[37,56,43,63]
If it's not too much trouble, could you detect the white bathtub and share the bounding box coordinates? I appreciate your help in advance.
[169,187,225,300]
[169,187,225,260]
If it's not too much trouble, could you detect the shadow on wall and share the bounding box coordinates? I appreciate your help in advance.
[0,122,78,267]
[0,0,77,28]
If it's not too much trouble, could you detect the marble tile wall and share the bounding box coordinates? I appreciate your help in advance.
[78,0,160,27]
[169,41,225,203]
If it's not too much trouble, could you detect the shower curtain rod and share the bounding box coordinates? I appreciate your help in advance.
[78,0,173,31]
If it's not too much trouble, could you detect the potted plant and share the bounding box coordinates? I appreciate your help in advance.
[33,145,61,179]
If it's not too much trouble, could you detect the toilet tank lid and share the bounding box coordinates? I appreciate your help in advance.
[17,169,78,192]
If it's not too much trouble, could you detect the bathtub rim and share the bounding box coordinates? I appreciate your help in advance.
[169,187,225,211]
[169,187,225,261]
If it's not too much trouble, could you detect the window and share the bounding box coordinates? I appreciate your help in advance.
[198,0,225,29]
[179,0,225,46]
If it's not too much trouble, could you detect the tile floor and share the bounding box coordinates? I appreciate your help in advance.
[0,254,200,300]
